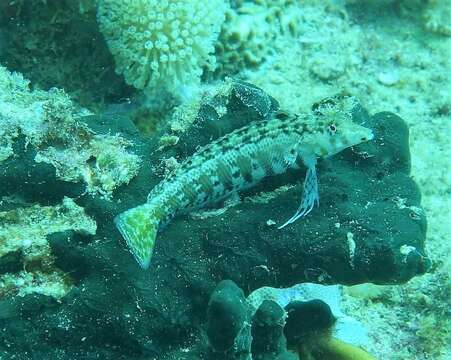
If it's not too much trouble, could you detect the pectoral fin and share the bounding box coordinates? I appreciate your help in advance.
[278,165,319,229]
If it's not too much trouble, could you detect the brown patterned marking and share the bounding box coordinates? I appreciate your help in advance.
[152,205,167,221]
[251,160,261,171]
[329,136,337,146]
[318,147,329,157]
[236,155,254,183]
[295,156,305,168]
[220,143,235,153]
[216,138,232,149]
[216,161,233,183]
[258,128,271,137]
[255,150,274,175]
[235,127,249,136]
[280,128,291,136]
[279,124,290,131]
[240,133,253,144]
[223,180,234,192]
[166,195,179,209]
[255,120,268,128]
[194,151,216,165]
[182,183,198,203]
[198,173,213,194]
[247,134,262,144]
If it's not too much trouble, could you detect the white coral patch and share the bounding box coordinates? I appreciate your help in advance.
[97,0,228,91]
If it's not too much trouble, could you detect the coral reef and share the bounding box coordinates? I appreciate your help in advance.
[0,0,448,357]
[0,197,96,300]
[206,280,376,359]
[214,0,302,77]
[0,65,142,199]
[0,78,430,358]
[97,0,227,92]
[422,0,451,36]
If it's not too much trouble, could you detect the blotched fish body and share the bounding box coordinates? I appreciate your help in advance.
[115,107,373,269]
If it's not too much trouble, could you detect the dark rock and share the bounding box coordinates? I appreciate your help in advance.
[0,83,430,358]
[251,300,290,360]
[207,280,248,353]
[173,80,279,158]
[284,300,336,348]
[205,280,298,360]
[0,250,22,274]
[0,136,84,204]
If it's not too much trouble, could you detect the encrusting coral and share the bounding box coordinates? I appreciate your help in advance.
[97,0,228,92]
[0,197,96,262]
[214,0,303,77]
[0,65,141,199]
[0,197,96,300]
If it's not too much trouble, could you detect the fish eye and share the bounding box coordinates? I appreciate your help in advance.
[328,124,337,133]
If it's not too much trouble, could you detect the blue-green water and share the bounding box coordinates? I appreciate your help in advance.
[0,1,449,359]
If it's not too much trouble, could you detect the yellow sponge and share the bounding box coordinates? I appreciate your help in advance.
[300,337,377,360]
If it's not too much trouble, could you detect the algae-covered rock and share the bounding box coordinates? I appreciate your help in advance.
[0,80,429,358]
[0,65,142,201]
[207,280,249,354]
[251,300,292,360]
[205,281,370,360]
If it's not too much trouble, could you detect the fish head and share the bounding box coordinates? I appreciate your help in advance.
[303,101,374,158]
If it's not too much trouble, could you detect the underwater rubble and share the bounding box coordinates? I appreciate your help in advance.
[0,78,429,359]
[207,280,375,359]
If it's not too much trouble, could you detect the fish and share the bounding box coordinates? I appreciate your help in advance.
[115,101,374,269]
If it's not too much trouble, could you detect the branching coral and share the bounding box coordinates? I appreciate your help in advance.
[97,0,228,92]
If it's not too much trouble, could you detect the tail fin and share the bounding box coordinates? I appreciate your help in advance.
[114,204,159,269]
